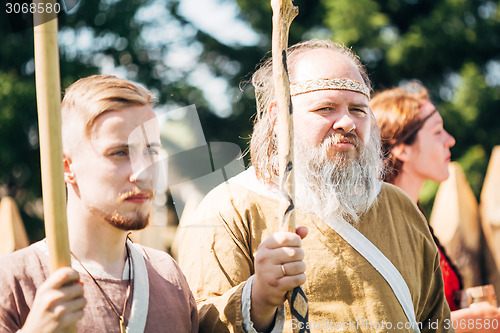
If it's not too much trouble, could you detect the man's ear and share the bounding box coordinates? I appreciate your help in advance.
[391,144,411,163]
[63,154,76,184]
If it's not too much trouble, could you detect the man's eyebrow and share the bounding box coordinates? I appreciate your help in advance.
[109,143,130,149]
[351,102,369,108]
[307,100,340,109]
[307,98,369,108]
[124,142,161,148]
[351,102,370,108]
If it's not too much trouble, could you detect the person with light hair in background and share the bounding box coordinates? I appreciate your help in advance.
[0,75,198,332]
[372,80,500,333]
[177,40,453,332]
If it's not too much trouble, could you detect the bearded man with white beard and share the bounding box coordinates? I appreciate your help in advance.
[178,40,453,333]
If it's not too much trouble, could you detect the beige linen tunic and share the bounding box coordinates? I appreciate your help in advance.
[0,242,198,333]
[177,170,453,333]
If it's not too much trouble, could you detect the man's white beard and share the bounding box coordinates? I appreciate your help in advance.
[294,131,382,227]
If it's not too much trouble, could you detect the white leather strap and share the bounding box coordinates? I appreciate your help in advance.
[126,241,149,333]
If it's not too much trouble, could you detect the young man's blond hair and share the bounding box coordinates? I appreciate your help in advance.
[61,75,155,151]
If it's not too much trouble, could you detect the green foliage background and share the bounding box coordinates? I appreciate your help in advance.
[1,0,499,239]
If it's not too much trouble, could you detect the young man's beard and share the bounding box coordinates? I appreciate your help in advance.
[294,130,383,227]
[89,205,151,231]
[87,187,154,231]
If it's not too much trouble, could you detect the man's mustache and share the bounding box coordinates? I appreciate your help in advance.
[117,187,154,203]
[322,132,360,149]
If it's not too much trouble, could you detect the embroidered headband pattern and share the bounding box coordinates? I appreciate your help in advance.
[290,78,370,98]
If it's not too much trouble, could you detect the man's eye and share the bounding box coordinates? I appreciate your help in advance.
[350,109,367,117]
[147,148,160,156]
[114,150,128,157]
[315,107,333,113]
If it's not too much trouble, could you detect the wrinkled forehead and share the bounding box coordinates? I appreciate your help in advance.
[290,48,369,98]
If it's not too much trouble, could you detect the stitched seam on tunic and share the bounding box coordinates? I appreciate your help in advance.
[211,239,236,287]
[219,212,253,265]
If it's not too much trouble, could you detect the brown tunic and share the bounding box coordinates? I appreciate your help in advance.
[0,242,198,333]
[177,170,454,333]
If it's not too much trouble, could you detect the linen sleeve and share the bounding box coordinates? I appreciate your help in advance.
[176,186,256,333]
[416,246,455,333]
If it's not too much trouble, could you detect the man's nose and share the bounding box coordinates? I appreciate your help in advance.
[333,113,356,133]
[129,152,157,189]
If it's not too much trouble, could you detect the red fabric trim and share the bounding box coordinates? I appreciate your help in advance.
[439,247,461,311]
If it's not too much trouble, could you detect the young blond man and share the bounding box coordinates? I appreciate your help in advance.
[0,75,198,332]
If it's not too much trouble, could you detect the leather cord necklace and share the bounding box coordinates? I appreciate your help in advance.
[71,243,132,333]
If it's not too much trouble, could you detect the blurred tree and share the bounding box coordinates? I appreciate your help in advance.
[1,0,500,240]
[1,15,45,241]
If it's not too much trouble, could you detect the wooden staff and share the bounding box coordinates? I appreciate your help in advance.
[271,1,310,332]
[33,1,72,276]
[271,0,297,233]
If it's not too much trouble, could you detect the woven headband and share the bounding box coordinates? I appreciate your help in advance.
[290,78,370,98]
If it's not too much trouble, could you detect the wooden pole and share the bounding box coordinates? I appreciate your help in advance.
[270,1,309,332]
[33,11,75,331]
[33,1,72,275]
[271,0,298,233]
